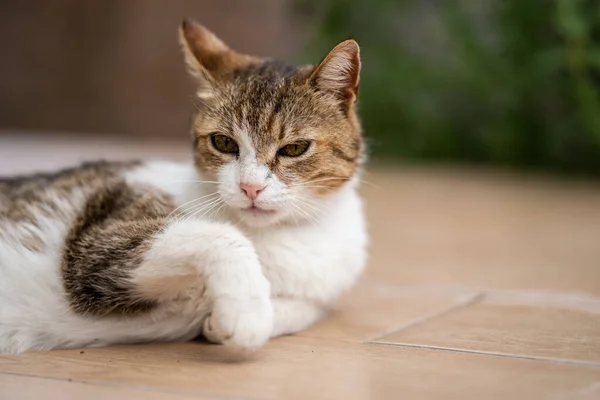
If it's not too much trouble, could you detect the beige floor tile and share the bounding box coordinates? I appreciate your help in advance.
[297,283,477,342]
[1,339,599,400]
[375,298,600,364]
[0,373,213,400]
[362,168,600,295]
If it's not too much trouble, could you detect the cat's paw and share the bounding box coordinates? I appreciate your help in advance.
[203,293,274,351]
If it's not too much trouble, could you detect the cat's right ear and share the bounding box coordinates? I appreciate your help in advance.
[179,19,228,98]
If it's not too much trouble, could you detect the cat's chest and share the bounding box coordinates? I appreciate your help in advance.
[251,226,326,269]
[245,215,367,302]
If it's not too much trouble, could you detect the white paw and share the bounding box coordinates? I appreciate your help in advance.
[203,292,274,351]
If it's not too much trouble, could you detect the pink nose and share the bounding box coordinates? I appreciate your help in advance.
[240,182,265,200]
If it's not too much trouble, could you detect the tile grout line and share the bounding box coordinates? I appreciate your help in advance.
[369,341,600,369]
[364,281,600,313]
[0,370,256,400]
[362,292,485,343]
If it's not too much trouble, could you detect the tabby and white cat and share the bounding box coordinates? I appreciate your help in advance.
[0,20,367,353]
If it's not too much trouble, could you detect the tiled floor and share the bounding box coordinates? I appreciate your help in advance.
[1,133,600,399]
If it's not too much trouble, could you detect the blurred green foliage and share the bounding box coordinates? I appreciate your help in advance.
[294,0,600,175]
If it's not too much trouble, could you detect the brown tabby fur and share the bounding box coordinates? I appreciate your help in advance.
[2,161,176,315]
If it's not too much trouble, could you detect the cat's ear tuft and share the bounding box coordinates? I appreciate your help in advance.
[179,19,229,97]
[310,39,361,109]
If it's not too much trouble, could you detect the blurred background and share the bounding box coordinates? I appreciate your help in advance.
[2,0,600,176]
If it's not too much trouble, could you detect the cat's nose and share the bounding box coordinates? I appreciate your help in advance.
[239,182,265,200]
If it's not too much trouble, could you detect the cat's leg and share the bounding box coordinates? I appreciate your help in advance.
[65,217,273,351]
[134,220,274,349]
[270,298,325,337]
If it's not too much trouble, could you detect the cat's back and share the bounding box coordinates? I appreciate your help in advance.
[0,160,138,207]
[0,160,141,263]
[1,160,146,224]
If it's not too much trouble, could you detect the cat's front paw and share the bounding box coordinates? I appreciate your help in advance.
[203,292,274,351]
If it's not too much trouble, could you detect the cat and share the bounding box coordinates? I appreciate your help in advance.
[0,19,367,354]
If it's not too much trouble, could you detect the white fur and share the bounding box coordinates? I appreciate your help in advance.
[0,155,367,353]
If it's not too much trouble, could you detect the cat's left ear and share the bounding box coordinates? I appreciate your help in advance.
[310,39,361,110]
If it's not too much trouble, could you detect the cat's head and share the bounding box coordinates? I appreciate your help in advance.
[179,19,364,227]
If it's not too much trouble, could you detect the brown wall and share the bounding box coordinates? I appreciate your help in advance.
[0,0,310,140]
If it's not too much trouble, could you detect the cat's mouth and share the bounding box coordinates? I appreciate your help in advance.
[241,205,277,215]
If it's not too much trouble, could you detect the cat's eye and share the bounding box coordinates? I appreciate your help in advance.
[278,141,311,157]
[211,134,239,154]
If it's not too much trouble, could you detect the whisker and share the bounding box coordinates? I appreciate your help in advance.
[168,196,220,225]
[181,197,223,224]
[163,192,219,223]
[290,202,318,227]
[295,177,349,184]
[288,206,300,228]
[207,202,226,221]
[159,195,222,232]
[296,199,325,217]
[356,179,382,190]
[291,185,336,192]
[195,199,225,221]
[296,194,332,210]
[293,176,381,190]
